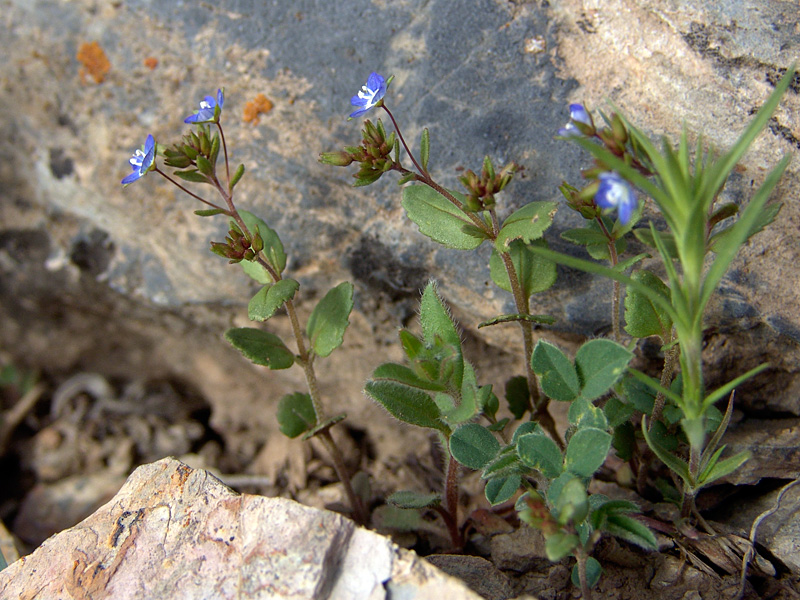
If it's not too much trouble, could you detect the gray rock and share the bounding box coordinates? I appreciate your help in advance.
[1,0,799,485]
[0,457,485,599]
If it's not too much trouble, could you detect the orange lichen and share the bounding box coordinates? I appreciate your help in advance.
[76,41,111,84]
[243,93,274,125]
[144,57,159,70]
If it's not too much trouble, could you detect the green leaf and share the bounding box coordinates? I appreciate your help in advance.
[624,270,673,340]
[561,227,609,246]
[489,238,557,297]
[567,397,608,430]
[505,375,531,419]
[224,327,294,369]
[388,490,441,509]
[612,421,636,461]
[364,380,446,432]
[450,423,501,469]
[565,427,612,477]
[194,208,227,217]
[571,557,603,589]
[512,421,541,443]
[555,477,589,525]
[632,228,679,259]
[420,281,462,349]
[443,361,481,425]
[575,339,634,401]
[485,475,521,506]
[709,202,781,251]
[545,532,579,562]
[420,128,430,171]
[402,185,485,249]
[239,211,286,280]
[248,279,300,322]
[481,446,523,479]
[603,513,658,550]
[173,169,210,184]
[495,202,558,251]
[517,432,563,478]
[276,392,316,438]
[371,505,423,532]
[371,362,447,392]
[603,396,635,428]
[0,547,7,571]
[641,416,693,488]
[306,282,354,357]
[230,163,245,189]
[698,449,751,486]
[531,340,580,402]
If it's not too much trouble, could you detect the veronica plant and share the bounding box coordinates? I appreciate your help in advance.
[121,88,367,524]
[539,67,795,519]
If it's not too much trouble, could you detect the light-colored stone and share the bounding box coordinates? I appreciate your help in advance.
[0,458,484,600]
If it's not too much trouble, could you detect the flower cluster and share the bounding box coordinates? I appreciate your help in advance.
[320,119,398,186]
[558,104,638,224]
[210,221,264,263]
[459,157,518,212]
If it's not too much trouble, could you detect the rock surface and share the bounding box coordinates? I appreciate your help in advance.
[0,458,487,600]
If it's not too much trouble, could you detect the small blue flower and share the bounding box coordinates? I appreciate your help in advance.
[121,134,156,185]
[349,72,387,119]
[557,103,592,137]
[595,172,637,224]
[184,88,224,124]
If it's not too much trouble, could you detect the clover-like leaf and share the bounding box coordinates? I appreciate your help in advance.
[306,282,354,358]
[517,432,563,478]
[575,339,633,401]
[485,475,521,506]
[565,427,612,478]
[224,327,294,370]
[531,340,580,402]
[450,423,501,470]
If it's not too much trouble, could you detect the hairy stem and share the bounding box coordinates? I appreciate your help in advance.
[157,169,229,213]
[441,454,464,550]
[318,429,368,525]
[595,217,620,342]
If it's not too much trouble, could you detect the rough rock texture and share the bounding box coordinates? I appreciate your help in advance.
[0,458,487,600]
[1,0,799,526]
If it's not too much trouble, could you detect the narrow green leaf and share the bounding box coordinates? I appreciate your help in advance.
[306,282,354,357]
[485,475,521,506]
[545,532,580,562]
[565,427,612,477]
[624,270,673,340]
[641,416,693,488]
[248,279,299,322]
[489,238,557,297]
[697,449,750,486]
[527,245,680,324]
[709,202,781,250]
[632,228,679,259]
[450,423,501,469]
[495,202,558,251]
[402,185,485,249]
[194,208,227,217]
[478,313,555,329]
[603,513,658,550]
[276,392,316,438]
[560,227,609,246]
[364,380,446,432]
[481,446,523,479]
[388,490,441,509]
[517,432,563,478]
[627,368,683,406]
[371,362,447,391]
[196,154,214,176]
[230,163,245,189]
[174,169,210,184]
[531,340,580,402]
[224,327,294,369]
[372,505,423,532]
[420,128,430,171]
[441,361,481,425]
[575,339,634,401]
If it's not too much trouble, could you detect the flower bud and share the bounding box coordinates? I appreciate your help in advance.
[319,151,355,167]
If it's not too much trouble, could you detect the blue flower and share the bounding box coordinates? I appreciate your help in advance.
[595,172,637,224]
[184,89,224,124]
[121,134,156,185]
[349,72,386,118]
[557,103,593,137]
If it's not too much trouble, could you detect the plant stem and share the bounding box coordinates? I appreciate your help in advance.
[650,332,679,427]
[318,429,368,525]
[382,104,428,178]
[441,454,464,550]
[574,546,593,600]
[595,217,620,342]
[216,123,231,186]
[157,169,229,213]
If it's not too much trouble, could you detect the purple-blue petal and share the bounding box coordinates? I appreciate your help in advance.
[568,103,591,126]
